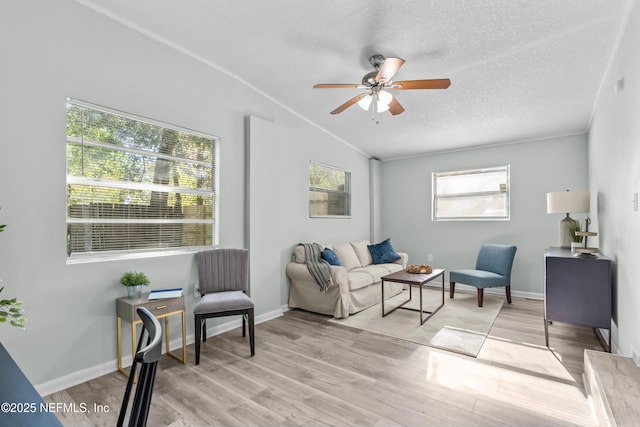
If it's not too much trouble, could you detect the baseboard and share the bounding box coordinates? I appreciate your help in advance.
[35,307,283,397]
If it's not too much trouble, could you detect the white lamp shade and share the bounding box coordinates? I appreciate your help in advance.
[358,94,372,111]
[376,90,392,113]
[359,91,392,113]
[546,191,590,214]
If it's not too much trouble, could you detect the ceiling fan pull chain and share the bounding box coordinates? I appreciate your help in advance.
[371,94,378,123]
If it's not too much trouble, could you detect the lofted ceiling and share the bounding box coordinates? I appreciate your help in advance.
[80,0,632,160]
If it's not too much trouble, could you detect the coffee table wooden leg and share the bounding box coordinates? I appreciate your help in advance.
[381,279,385,316]
[419,284,423,325]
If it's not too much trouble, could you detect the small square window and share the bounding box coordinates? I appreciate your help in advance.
[432,165,510,221]
[309,162,351,217]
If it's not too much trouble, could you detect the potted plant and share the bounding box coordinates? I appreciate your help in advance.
[0,220,26,328]
[0,286,25,328]
[120,271,150,299]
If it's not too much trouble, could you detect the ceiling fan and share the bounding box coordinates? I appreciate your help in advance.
[313,54,451,118]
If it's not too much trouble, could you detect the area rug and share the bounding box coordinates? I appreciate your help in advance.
[329,289,503,357]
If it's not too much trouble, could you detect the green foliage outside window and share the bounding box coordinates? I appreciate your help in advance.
[66,100,217,257]
[309,162,351,217]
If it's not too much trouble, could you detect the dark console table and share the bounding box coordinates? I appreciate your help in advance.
[544,247,612,352]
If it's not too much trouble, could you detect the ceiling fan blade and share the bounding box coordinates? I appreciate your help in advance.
[392,79,451,90]
[330,94,364,115]
[375,57,405,83]
[314,84,360,89]
[388,96,405,116]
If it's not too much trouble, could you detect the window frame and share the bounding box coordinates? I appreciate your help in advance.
[432,165,510,221]
[65,98,219,264]
[308,161,352,218]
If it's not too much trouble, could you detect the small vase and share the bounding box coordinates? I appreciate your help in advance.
[127,285,142,299]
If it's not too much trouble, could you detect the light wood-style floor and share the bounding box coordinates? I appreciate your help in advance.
[46,295,604,426]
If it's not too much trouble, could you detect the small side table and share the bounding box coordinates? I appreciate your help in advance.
[116,294,187,376]
[381,269,445,325]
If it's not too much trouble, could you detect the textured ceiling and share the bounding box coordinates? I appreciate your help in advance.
[79,0,632,160]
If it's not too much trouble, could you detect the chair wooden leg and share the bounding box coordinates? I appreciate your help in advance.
[248,308,255,357]
[195,315,202,366]
[242,313,246,337]
[506,285,512,304]
[202,319,207,342]
[477,288,484,307]
[449,282,455,299]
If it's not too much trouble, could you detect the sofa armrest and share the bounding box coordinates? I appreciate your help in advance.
[285,262,348,288]
[286,262,351,318]
[394,252,409,268]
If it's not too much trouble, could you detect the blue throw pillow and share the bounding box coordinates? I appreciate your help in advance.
[367,238,401,264]
[321,248,342,266]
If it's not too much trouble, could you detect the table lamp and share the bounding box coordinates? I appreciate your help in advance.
[546,190,589,247]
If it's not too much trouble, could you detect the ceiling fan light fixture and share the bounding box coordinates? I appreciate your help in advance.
[314,54,450,117]
[376,90,392,113]
[358,94,372,111]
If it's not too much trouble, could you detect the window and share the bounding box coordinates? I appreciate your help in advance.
[66,99,218,261]
[309,162,351,217]
[432,165,510,220]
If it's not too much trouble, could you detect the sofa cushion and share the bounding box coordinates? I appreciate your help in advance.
[347,270,374,291]
[294,243,331,263]
[368,238,401,264]
[294,245,306,263]
[351,265,392,283]
[332,242,361,270]
[376,262,404,274]
[321,248,342,266]
[350,240,373,267]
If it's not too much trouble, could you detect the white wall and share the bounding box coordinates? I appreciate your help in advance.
[380,135,588,295]
[588,0,640,355]
[0,0,371,387]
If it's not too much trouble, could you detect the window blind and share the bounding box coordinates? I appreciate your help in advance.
[432,165,510,220]
[66,99,218,260]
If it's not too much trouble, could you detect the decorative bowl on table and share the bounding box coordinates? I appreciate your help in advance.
[407,264,433,274]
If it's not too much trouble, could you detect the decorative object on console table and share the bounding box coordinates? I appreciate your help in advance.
[544,247,611,352]
[120,271,150,299]
[148,288,183,300]
[546,190,590,247]
[573,217,599,255]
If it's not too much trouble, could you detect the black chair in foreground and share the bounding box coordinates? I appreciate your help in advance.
[449,244,517,307]
[117,307,162,427]
[194,248,254,365]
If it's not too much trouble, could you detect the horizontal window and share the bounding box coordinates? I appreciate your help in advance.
[309,162,351,217]
[432,165,510,220]
[66,99,218,261]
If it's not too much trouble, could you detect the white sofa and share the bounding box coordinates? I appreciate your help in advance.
[286,240,408,318]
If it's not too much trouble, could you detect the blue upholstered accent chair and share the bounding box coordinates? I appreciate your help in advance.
[449,244,517,307]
